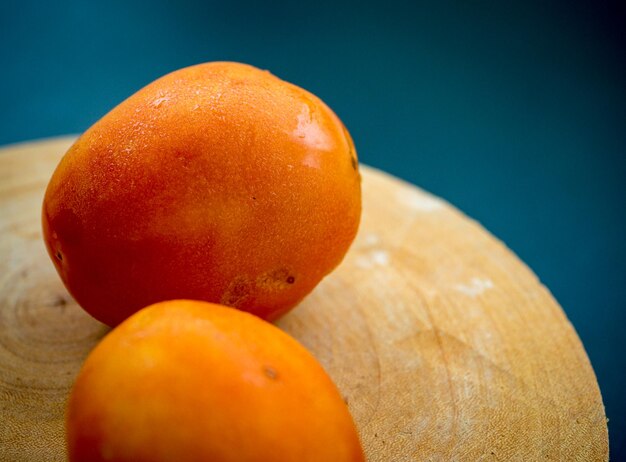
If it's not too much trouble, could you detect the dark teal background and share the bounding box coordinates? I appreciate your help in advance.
[2,0,625,457]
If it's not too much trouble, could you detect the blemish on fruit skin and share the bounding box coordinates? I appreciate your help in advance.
[153,97,169,108]
[221,277,252,307]
[264,366,278,380]
[152,90,172,109]
[55,250,63,261]
[256,268,295,292]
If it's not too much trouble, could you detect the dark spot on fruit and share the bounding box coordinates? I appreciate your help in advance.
[264,366,278,380]
[55,251,63,261]
[252,196,256,200]
[351,155,357,170]
[221,277,252,307]
[256,268,294,291]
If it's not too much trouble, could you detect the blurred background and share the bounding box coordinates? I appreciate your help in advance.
[2,0,625,457]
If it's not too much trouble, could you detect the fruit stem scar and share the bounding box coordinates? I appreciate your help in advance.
[264,366,278,380]
[286,276,295,284]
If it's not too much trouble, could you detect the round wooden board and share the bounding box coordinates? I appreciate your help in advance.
[0,137,607,461]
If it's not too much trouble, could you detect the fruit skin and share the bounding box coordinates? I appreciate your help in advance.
[66,300,365,462]
[42,61,361,326]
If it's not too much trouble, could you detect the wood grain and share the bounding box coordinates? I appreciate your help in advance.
[0,137,608,461]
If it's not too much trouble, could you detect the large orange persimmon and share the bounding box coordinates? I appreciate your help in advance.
[66,300,365,462]
[42,62,361,326]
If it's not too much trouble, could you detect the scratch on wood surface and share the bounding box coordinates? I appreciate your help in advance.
[454,277,494,298]
[355,250,390,269]
[362,232,380,246]
[397,189,444,212]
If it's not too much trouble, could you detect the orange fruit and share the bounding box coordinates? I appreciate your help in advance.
[42,61,361,326]
[66,300,365,462]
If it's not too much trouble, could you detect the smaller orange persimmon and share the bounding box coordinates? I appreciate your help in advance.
[66,300,364,462]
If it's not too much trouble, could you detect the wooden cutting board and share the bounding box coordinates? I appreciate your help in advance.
[0,137,608,461]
